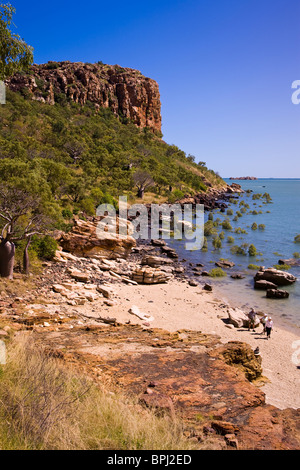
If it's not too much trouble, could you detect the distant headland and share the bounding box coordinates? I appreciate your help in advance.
[229,176,257,180]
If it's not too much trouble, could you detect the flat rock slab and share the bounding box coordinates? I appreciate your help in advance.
[33,324,300,450]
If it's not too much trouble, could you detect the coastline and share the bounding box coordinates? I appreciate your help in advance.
[99,276,300,410]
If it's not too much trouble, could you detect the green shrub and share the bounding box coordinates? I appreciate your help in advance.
[31,235,58,260]
[293,252,300,259]
[248,264,260,270]
[251,223,258,230]
[221,219,232,230]
[209,267,227,277]
[230,244,248,256]
[273,264,291,271]
[212,236,222,250]
[294,234,300,243]
[204,221,217,236]
[62,208,73,219]
[227,236,235,244]
[248,244,257,257]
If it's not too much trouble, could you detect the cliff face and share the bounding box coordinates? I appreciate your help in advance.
[6,61,162,133]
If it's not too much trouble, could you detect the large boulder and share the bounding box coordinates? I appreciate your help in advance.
[254,280,278,290]
[58,218,136,259]
[227,308,260,329]
[141,255,173,267]
[266,289,289,299]
[131,266,172,284]
[254,267,297,287]
[278,258,300,267]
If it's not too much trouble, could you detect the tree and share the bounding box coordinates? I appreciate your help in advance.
[133,170,154,199]
[0,185,55,277]
[0,3,34,80]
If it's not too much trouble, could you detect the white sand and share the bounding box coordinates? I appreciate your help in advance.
[98,278,300,410]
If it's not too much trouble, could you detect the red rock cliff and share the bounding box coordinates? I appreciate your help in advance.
[6,61,162,133]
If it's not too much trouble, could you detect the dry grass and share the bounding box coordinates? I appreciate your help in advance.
[0,335,215,450]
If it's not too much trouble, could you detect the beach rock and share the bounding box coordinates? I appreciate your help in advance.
[227,308,248,328]
[131,266,172,284]
[254,280,278,290]
[58,218,136,259]
[212,341,263,382]
[96,285,114,299]
[227,308,259,329]
[188,280,198,287]
[160,246,178,258]
[215,260,235,269]
[141,255,173,267]
[69,270,90,283]
[231,273,245,280]
[254,268,296,286]
[278,258,300,267]
[34,324,300,450]
[129,306,154,322]
[203,284,213,291]
[151,239,166,247]
[266,289,290,299]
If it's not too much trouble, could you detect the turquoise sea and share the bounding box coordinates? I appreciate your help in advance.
[169,179,300,330]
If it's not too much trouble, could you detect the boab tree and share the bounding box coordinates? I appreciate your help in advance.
[133,170,154,199]
[0,185,54,278]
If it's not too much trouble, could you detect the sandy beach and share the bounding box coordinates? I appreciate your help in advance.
[96,278,300,410]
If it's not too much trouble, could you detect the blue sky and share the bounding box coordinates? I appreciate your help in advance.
[10,0,300,177]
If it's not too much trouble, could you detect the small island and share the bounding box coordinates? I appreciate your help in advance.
[229,176,258,180]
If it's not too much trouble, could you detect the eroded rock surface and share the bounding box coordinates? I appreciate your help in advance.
[6,61,162,133]
[31,324,300,450]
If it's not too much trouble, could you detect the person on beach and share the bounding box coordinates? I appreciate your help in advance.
[260,313,268,335]
[248,308,257,332]
[265,317,274,339]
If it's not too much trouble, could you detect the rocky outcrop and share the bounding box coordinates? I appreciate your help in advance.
[254,280,278,290]
[33,324,300,450]
[266,289,289,299]
[227,308,260,329]
[254,267,297,287]
[58,218,136,259]
[131,266,172,284]
[6,61,162,132]
[278,258,300,267]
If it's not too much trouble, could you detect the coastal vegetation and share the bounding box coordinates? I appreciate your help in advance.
[0,336,200,450]
[208,267,226,277]
[0,88,223,277]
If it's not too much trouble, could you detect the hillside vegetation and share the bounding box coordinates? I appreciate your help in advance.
[0,88,224,221]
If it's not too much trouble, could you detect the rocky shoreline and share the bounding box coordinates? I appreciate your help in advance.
[0,184,299,450]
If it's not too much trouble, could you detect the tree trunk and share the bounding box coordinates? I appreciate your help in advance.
[23,236,32,275]
[137,187,145,199]
[0,239,15,279]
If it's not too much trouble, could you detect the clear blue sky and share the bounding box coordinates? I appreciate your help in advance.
[10,0,300,178]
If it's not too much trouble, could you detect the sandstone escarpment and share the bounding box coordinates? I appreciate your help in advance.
[6,61,162,132]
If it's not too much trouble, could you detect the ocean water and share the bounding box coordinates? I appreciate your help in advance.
[168,179,300,330]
